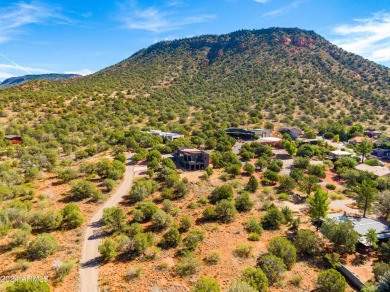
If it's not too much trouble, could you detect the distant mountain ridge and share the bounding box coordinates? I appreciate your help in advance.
[0,73,81,88]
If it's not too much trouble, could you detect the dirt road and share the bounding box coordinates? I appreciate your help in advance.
[79,154,134,292]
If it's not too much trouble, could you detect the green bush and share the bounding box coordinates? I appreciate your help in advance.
[134,200,158,221]
[235,191,254,212]
[268,237,296,269]
[203,207,217,221]
[40,210,63,230]
[246,175,259,193]
[228,281,257,292]
[204,250,221,265]
[98,238,118,262]
[244,217,263,234]
[278,193,290,201]
[70,180,101,200]
[133,232,153,253]
[290,275,302,287]
[192,277,220,292]
[373,262,390,281]
[215,199,237,223]
[262,206,285,230]
[175,254,201,277]
[57,168,78,182]
[54,260,75,283]
[248,233,261,241]
[103,178,116,192]
[317,269,346,292]
[240,267,268,291]
[209,185,233,203]
[151,209,172,229]
[5,280,51,292]
[163,227,181,248]
[184,229,205,251]
[103,207,125,231]
[27,233,58,260]
[294,229,321,255]
[235,243,253,258]
[180,215,192,232]
[257,253,287,284]
[326,183,336,190]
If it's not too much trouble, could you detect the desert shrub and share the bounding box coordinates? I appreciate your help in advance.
[184,229,205,251]
[99,238,118,262]
[103,207,125,231]
[54,260,75,283]
[278,175,296,193]
[278,193,290,201]
[378,271,390,292]
[243,163,255,175]
[235,191,254,212]
[133,232,153,253]
[27,233,58,260]
[205,166,213,176]
[162,158,176,169]
[151,210,172,230]
[126,266,143,280]
[144,246,162,260]
[246,175,259,193]
[203,207,217,221]
[235,243,253,258]
[324,253,341,269]
[308,164,326,179]
[192,277,220,292]
[248,233,261,241]
[257,254,287,284]
[70,180,101,200]
[175,254,201,277]
[294,229,321,255]
[225,164,241,177]
[180,215,192,232]
[228,280,257,292]
[125,222,143,237]
[57,168,78,182]
[326,183,336,190]
[163,227,181,248]
[293,157,310,169]
[24,168,40,182]
[5,280,50,292]
[114,153,126,163]
[10,227,31,247]
[209,185,233,203]
[79,161,96,175]
[116,234,132,252]
[268,237,296,269]
[215,199,237,223]
[134,200,158,222]
[244,217,263,234]
[40,210,63,230]
[267,162,281,173]
[290,275,302,286]
[240,267,268,291]
[130,178,157,202]
[262,206,285,230]
[317,269,346,292]
[61,203,84,229]
[103,178,116,192]
[204,250,221,265]
[373,262,390,281]
[262,170,279,185]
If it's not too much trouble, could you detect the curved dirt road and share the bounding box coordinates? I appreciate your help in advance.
[79,154,134,292]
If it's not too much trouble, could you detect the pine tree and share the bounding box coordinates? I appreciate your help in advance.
[308,188,329,230]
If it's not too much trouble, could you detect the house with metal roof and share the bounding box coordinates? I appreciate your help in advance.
[326,214,390,246]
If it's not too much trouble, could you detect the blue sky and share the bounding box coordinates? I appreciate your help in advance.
[0,0,389,80]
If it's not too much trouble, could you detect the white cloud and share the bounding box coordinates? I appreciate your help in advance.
[64,69,93,76]
[332,12,390,66]
[118,1,215,33]
[0,62,51,81]
[254,0,270,3]
[263,0,304,17]
[0,1,71,43]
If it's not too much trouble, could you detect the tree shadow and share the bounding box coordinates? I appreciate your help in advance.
[81,256,102,268]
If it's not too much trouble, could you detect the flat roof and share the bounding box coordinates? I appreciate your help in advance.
[330,150,352,156]
[327,213,390,246]
[177,147,204,153]
[355,164,390,177]
[258,137,281,142]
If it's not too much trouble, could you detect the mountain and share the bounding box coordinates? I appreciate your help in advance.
[0,73,81,88]
[1,28,389,136]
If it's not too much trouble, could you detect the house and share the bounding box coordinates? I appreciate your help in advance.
[4,134,22,144]
[175,147,209,171]
[147,130,184,141]
[279,127,303,140]
[225,128,256,140]
[348,136,366,145]
[297,137,321,145]
[326,214,390,247]
[364,129,382,138]
[355,164,390,177]
[329,150,353,159]
[252,129,271,138]
[372,148,390,159]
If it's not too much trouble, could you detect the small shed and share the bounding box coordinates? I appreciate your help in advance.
[4,134,22,144]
